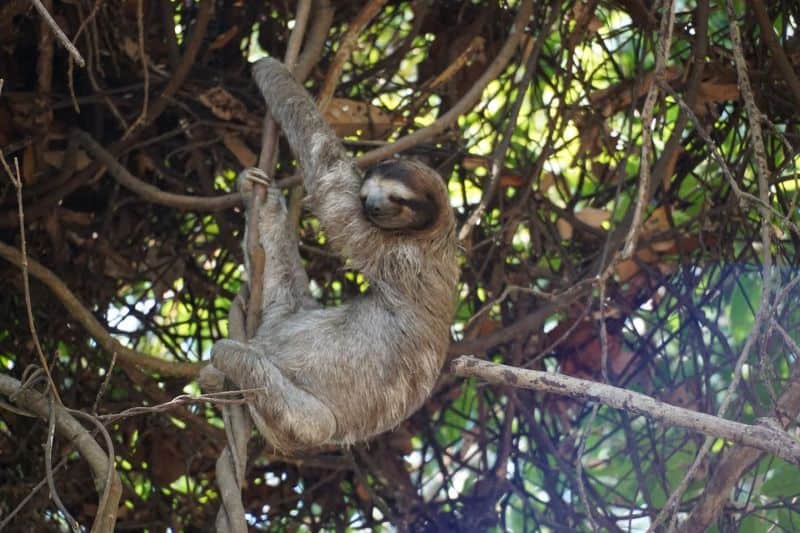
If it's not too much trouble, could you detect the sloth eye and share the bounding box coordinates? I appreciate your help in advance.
[389,194,404,203]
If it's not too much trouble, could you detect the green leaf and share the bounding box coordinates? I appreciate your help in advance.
[761,459,800,497]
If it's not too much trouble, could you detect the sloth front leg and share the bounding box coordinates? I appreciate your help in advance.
[239,168,316,327]
[212,339,337,450]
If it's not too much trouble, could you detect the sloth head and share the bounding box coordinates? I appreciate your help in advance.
[360,159,451,233]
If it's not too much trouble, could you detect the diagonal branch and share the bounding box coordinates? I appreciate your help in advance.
[0,374,121,532]
[356,0,533,167]
[30,0,86,67]
[75,129,242,211]
[317,0,389,111]
[0,240,201,378]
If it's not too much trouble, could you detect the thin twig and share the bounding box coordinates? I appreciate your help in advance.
[124,0,150,137]
[30,0,86,67]
[0,151,62,404]
[46,395,80,531]
[575,403,601,531]
[621,0,676,260]
[98,390,249,423]
[91,352,116,415]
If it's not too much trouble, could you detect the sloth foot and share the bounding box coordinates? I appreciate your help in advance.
[197,364,226,393]
[211,339,269,392]
[237,167,273,197]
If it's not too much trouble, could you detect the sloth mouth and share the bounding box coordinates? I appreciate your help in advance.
[363,205,434,232]
[364,208,409,230]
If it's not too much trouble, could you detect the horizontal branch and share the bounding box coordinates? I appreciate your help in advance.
[0,240,202,378]
[451,356,800,465]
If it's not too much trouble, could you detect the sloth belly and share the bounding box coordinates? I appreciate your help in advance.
[258,308,445,444]
[253,300,449,444]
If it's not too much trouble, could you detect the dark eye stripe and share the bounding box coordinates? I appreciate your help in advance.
[403,198,437,230]
[391,196,415,207]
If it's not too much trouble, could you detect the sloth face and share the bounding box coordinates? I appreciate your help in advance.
[360,161,439,231]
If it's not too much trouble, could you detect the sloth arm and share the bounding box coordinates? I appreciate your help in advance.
[252,58,380,267]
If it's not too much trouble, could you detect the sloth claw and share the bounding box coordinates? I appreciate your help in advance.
[237,167,273,196]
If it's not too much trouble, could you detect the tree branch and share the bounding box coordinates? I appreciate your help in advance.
[748,0,800,108]
[146,0,213,125]
[677,324,800,531]
[317,0,388,111]
[0,374,121,532]
[451,356,800,465]
[30,0,86,67]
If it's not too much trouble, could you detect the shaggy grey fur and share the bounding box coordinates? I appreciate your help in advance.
[210,58,459,452]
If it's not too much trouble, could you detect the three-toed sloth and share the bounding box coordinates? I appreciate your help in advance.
[209,58,459,452]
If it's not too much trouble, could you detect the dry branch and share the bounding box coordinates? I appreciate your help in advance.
[0,374,121,532]
[146,0,213,125]
[294,0,335,82]
[317,0,388,111]
[678,325,800,530]
[451,356,800,465]
[620,0,675,260]
[748,0,800,107]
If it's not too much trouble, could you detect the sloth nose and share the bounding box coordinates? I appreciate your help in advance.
[363,197,383,217]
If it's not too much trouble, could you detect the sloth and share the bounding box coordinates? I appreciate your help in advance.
[208,57,459,452]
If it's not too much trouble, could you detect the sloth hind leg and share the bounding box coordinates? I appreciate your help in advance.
[212,339,337,449]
